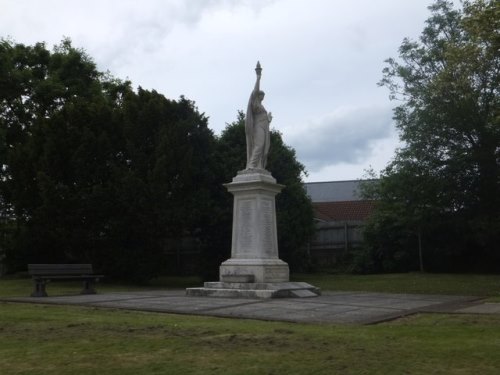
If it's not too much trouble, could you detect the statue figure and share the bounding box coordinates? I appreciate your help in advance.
[245,61,272,170]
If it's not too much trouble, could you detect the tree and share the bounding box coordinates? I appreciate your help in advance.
[201,112,315,278]
[365,0,499,272]
[109,89,217,280]
[0,39,217,281]
[0,38,124,270]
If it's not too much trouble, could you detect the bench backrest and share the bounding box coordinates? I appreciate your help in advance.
[28,264,94,276]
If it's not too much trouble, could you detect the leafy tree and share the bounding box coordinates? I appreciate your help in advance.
[0,38,123,270]
[110,89,216,280]
[364,0,499,272]
[0,39,217,281]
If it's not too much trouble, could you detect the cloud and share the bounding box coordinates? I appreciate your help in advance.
[0,0,433,181]
[285,105,394,171]
[303,126,402,182]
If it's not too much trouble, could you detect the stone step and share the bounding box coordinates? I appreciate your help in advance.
[289,289,319,298]
[203,281,318,291]
[220,274,255,283]
[186,282,321,299]
[186,287,276,299]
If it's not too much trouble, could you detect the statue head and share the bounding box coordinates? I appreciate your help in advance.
[258,90,265,101]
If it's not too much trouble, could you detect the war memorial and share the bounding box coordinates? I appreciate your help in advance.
[186,62,320,298]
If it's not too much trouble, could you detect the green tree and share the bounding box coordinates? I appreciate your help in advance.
[0,39,217,281]
[0,38,123,270]
[110,89,216,280]
[365,0,499,272]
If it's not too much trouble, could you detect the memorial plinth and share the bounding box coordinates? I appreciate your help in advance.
[186,61,319,298]
[186,170,320,298]
[220,170,288,283]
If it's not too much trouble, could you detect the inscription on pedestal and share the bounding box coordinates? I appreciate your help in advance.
[237,199,254,254]
[261,199,274,256]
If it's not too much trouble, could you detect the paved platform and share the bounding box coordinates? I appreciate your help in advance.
[2,290,490,324]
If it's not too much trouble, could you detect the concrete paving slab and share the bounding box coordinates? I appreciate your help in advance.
[258,300,330,311]
[326,307,401,323]
[1,290,491,325]
[456,303,500,314]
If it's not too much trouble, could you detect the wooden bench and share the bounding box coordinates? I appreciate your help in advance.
[28,264,103,297]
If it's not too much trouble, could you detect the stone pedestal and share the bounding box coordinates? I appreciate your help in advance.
[186,169,320,298]
[220,170,288,283]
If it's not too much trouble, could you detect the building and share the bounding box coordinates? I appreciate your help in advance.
[304,180,376,266]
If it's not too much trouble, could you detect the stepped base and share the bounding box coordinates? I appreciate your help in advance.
[219,258,289,283]
[186,281,321,299]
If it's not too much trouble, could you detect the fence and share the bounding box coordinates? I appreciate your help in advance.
[309,220,365,266]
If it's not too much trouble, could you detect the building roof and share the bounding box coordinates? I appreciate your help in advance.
[304,180,374,202]
[304,180,378,222]
[312,201,375,222]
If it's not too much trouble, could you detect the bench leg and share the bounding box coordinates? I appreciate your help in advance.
[31,279,48,297]
[81,279,97,295]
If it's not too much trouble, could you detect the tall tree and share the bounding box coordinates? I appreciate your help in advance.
[0,38,124,269]
[108,89,216,280]
[364,0,499,272]
[0,39,217,281]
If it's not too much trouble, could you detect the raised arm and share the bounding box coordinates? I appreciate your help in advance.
[253,61,262,93]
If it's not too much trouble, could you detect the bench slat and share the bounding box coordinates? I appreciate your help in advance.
[31,275,103,280]
[28,264,93,276]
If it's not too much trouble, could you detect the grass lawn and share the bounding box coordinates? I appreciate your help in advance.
[1,302,500,374]
[3,272,500,300]
[292,273,500,301]
[1,273,500,374]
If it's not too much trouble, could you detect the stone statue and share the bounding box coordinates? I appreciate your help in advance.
[245,61,272,170]
[185,60,320,298]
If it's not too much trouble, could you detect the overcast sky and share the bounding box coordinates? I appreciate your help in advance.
[1,0,434,182]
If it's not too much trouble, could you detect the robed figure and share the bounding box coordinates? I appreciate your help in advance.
[245,61,272,170]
